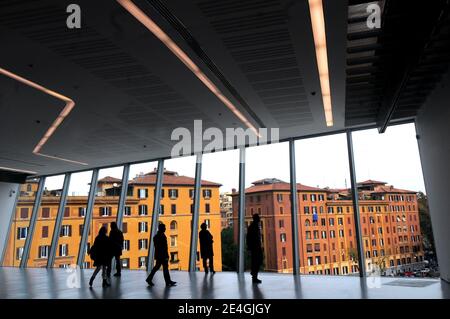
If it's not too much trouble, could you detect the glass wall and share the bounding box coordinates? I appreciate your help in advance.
[27,175,65,267]
[245,142,291,273]
[202,149,239,272]
[48,171,93,268]
[122,162,158,270]
[352,123,435,278]
[2,177,40,267]
[83,166,124,268]
[154,156,196,271]
[295,134,356,276]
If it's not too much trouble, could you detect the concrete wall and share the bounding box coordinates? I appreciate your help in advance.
[0,181,20,264]
[415,72,450,282]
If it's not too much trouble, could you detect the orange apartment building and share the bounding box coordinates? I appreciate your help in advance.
[3,170,222,272]
[232,179,424,275]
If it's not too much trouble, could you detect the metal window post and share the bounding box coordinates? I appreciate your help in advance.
[116,164,130,230]
[47,173,71,268]
[77,169,99,267]
[146,159,164,274]
[20,177,46,268]
[237,147,246,273]
[346,131,366,277]
[0,183,20,266]
[189,153,202,272]
[289,140,301,275]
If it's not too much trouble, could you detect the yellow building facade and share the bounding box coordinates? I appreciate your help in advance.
[3,170,222,272]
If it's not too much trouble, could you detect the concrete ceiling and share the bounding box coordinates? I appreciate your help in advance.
[0,0,447,178]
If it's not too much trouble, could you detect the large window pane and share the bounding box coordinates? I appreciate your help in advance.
[28,175,65,267]
[296,134,357,276]
[3,177,40,267]
[83,166,124,268]
[202,150,239,272]
[352,123,433,278]
[48,171,93,268]
[245,142,291,273]
[159,156,196,271]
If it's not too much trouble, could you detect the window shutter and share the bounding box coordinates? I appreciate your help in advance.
[99,207,103,216]
[145,189,148,198]
[123,223,127,233]
[69,225,72,237]
[64,207,70,217]
[20,208,28,219]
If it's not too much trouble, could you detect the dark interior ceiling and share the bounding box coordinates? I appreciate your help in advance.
[0,0,448,179]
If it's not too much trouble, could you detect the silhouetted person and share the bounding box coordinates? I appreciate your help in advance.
[89,226,113,288]
[107,222,124,277]
[247,214,263,284]
[145,223,177,287]
[199,222,215,274]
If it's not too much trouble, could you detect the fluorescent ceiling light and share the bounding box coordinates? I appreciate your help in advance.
[117,0,260,136]
[0,166,38,175]
[0,67,88,166]
[308,0,334,127]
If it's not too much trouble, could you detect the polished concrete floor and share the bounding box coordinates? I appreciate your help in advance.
[0,267,448,299]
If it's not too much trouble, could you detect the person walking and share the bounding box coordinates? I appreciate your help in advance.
[145,223,177,287]
[107,222,124,277]
[247,214,263,284]
[199,222,215,274]
[89,226,113,288]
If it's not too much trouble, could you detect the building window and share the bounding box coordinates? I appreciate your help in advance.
[60,225,72,237]
[304,206,310,214]
[305,219,311,227]
[139,257,147,268]
[310,194,316,202]
[59,244,69,257]
[306,231,311,240]
[170,235,178,247]
[205,203,210,213]
[20,208,29,219]
[315,256,321,265]
[139,205,148,216]
[17,227,28,240]
[123,240,130,251]
[203,189,212,199]
[314,243,320,252]
[280,206,284,214]
[170,252,179,263]
[139,222,148,233]
[124,206,131,216]
[121,258,129,269]
[279,220,284,228]
[138,189,148,199]
[78,207,86,217]
[122,222,127,233]
[42,207,50,218]
[138,239,148,250]
[189,189,194,198]
[280,233,286,243]
[100,207,112,217]
[160,204,164,215]
[330,230,336,238]
[16,247,24,260]
[171,204,177,215]
[38,246,49,259]
[329,218,334,226]
[306,244,313,253]
[328,207,334,214]
[339,229,344,237]
[42,226,49,238]
[169,189,178,199]
[64,207,70,217]
[277,194,283,202]
[170,220,177,231]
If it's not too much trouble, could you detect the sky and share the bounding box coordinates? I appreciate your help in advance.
[45,123,426,195]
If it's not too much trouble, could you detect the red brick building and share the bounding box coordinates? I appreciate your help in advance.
[232,179,424,275]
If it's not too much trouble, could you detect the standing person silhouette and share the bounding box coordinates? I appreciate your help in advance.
[145,223,177,287]
[107,222,124,277]
[247,214,263,284]
[199,222,215,274]
[89,226,113,288]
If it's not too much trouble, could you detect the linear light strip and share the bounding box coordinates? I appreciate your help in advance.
[0,166,38,175]
[117,0,261,136]
[0,67,88,166]
[308,0,334,127]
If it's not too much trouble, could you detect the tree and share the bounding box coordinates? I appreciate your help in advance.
[417,192,436,257]
[221,227,237,271]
